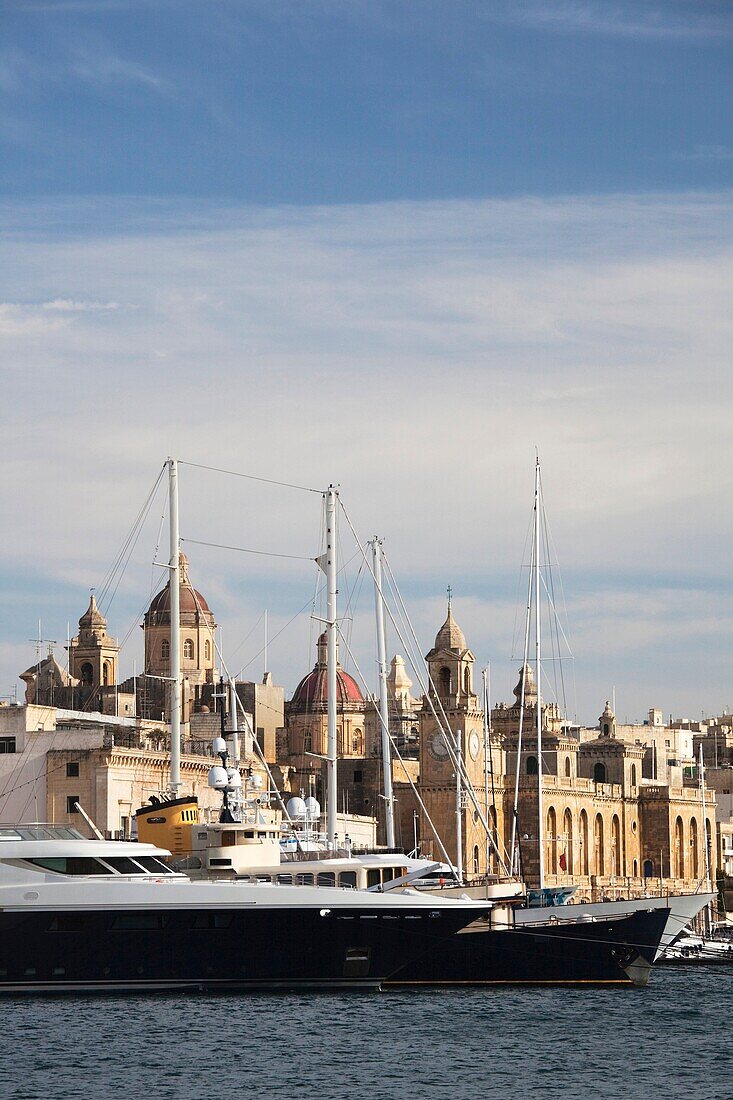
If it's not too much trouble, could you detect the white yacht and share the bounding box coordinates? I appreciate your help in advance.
[0,823,490,994]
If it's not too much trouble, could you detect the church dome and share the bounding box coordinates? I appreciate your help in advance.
[145,552,213,620]
[79,593,106,632]
[434,608,466,652]
[290,632,364,711]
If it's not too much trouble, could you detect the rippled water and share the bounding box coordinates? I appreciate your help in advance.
[2,968,731,1100]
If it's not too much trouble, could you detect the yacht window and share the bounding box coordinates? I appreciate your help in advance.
[47,915,85,932]
[383,867,396,883]
[339,871,357,888]
[191,913,232,930]
[317,872,336,887]
[366,869,380,888]
[296,873,314,886]
[24,857,110,876]
[134,856,175,874]
[111,913,166,930]
[255,874,270,882]
[277,874,293,884]
[102,857,147,875]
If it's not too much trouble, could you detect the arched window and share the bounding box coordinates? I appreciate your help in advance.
[352,728,364,755]
[633,858,638,877]
[594,814,604,876]
[183,638,194,660]
[161,639,170,660]
[204,640,211,661]
[80,662,93,685]
[631,764,637,787]
[593,761,607,784]
[603,722,610,735]
[102,662,110,686]
[563,808,573,875]
[303,729,312,753]
[579,810,589,875]
[690,817,699,879]
[464,666,471,695]
[675,816,685,878]
[611,814,621,877]
[439,667,451,697]
[526,755,538,776]
[473,845,480,876]
[547,806,557,874]
[564,757,571,778]
[643,858,654,878]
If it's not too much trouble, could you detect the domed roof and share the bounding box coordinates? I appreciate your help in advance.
[290,632,364,711]
[79,592,106,632]
[434,608,466,652]
[513,663,538,705]
[146,552,213,619]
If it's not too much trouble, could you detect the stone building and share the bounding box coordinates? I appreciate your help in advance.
[394,606,717,898]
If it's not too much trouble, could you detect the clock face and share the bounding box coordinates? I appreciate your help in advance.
[469,731,481,760]
[429,732,449,760]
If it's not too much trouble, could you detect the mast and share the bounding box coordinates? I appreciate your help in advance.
[534,456,545,893]
[455,729,463,881]
[372,537,395,848]
[228,678,240,765]
[700,744,711,891]
[482,667,492,876]
[325,486,338,847]
[168,456,181,796]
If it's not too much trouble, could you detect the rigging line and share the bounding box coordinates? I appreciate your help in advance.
[223,610,265,669]
[232,544,363,682]
[102,472,166,619]
[334,625,458,878]
[539,473,573,720]
[181,537,316,562]
[539,480,562,715]
[177,459,322,495]
[337,500,510,872]
[377,549,512,874]
[97,465,166,608]
[510,504,535,662]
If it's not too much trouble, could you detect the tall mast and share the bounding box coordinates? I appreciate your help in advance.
[455,730,463,882]
[325,486,338,847]
[228,678,240,765]
[534,455,545,892]
[700,744,710,891]
[482,667,490,876]
[372,537,395,848]
[168,456,181,796]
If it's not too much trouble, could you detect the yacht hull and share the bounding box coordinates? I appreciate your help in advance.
[386,907,670,988]
[0,903,474,995]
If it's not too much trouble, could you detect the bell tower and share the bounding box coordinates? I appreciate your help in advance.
[68,592,119,689]
[418,594,492,877]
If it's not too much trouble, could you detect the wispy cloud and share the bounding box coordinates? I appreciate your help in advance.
[1,190,732,719]
[70,44,172,93]
[679,144,733,162]
[486,1,733,42]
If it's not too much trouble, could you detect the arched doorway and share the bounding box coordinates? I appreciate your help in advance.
[611,814,621,877]
[594,814,604,875]
[473,845,480,876]
[690,817,699,879]
[563,808,573,874]
[579,810,589,875]
[526,755,538,776]
[593,762,607,784]
[547,806,557,874]
[675,816,685,878]
[643,858,654,878]
[439,667,451,696]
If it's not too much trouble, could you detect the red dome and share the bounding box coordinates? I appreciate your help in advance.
[290,633,364,711]
[147,583,211,617]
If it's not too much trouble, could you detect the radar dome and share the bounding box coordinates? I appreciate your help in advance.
[226,769,242,788]
[304,796,321,819]
[212,736,226,755]
[207,765,229,790]
[286,796,307,820]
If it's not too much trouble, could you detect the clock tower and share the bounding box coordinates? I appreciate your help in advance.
[418,595,492,876]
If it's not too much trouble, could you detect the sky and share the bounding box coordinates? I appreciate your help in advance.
[1,0,732,723]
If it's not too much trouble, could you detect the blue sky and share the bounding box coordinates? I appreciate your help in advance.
[1,1,732,721]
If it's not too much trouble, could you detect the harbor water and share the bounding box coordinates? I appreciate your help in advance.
[2,967,730,1100]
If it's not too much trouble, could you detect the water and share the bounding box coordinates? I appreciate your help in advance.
[2,968,730,1100]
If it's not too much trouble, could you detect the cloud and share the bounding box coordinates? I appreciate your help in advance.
[1,189,732,721]
[42,299,121,312]
[485,1,733,42]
